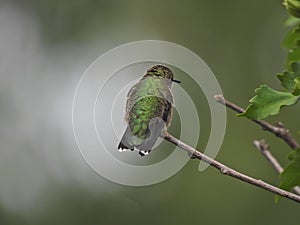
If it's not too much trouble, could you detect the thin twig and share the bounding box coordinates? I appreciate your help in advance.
[163,132,300,203]
[253,140,283,174]
[214,95,299,150]
[253,139,300,195]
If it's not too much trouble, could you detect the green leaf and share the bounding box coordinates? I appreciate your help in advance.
[287,47,300,68]
[284,0,300,18]
[277,71,298,90]
[288,149,300,160]
[293,77,300,95]
[238,85,299,120]
[283,25,300,49]
[279,149,300,192]
[277,61,300,90]
[284,16,300,27]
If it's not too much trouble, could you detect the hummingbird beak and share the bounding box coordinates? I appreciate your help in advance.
[171,78,181,83]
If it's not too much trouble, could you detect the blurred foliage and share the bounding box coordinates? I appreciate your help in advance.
[241,4,300,195]
[280,148,300,193]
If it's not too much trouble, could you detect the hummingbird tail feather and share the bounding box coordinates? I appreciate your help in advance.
[118,118,166,156]
[137,117,165,156]
[118,126,134,151]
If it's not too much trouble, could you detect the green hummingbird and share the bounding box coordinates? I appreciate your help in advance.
[118,65,180,156]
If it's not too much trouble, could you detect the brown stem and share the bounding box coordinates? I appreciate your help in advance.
[253,140,283,174]
[214,95,299,150]
[253,139,300,195]
[163,132,300,203]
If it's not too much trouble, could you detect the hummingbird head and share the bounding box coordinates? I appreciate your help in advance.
[144,65,181,83]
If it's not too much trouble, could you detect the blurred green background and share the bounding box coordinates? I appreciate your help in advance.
[1,0,300,224]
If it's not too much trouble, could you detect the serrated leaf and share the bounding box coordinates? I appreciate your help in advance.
[283,25,300,49]
[238,85,299,120]
[279,149,300,192]
[293,77,300,95]
[277,62,300,90]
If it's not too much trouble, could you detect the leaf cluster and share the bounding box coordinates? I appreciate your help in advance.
[240,21,300,120]
[239,10,300,195]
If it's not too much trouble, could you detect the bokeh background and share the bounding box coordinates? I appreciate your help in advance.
[1,0,300,224]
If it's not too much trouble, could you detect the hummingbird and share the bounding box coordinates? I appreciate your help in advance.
[118,65,180,156]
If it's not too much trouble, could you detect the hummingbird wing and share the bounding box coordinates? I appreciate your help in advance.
[125,82,143,120]
[118,82,142,151]
[159,87,174,127]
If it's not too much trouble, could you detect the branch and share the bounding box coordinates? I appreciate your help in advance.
[253,139,300,195]
[214,95,299,150]
[162,132,300,203]
[253,140,283,174]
